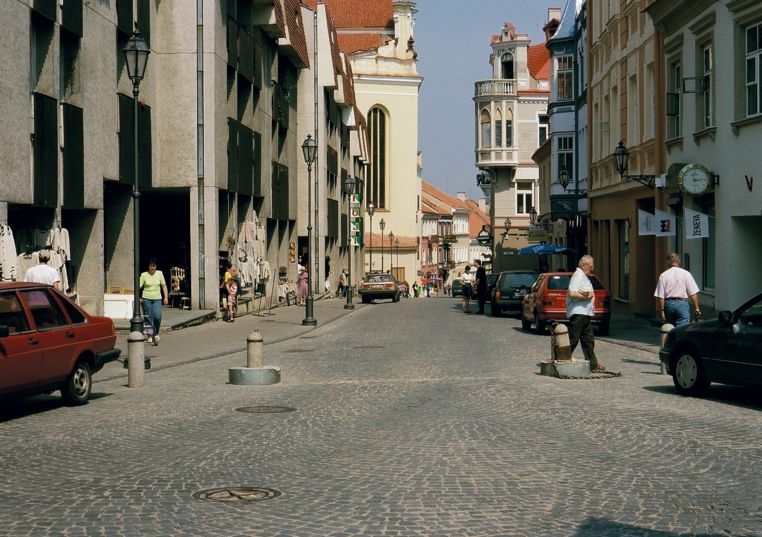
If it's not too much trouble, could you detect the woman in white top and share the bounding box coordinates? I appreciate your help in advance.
[461,265,475,313]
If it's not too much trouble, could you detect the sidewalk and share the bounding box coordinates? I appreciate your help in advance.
[99,296,663,384]
[101,293,352,382]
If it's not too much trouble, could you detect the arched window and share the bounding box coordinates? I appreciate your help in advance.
[368,106,387,209]
[506,108,513,147]
[494,109,503,147]
[501,51,515,79]
[480,109,491,149]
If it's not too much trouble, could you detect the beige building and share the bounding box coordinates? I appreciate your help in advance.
[473,16,556,269]
[587,0,664,316]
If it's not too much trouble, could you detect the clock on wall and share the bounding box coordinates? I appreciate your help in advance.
[678,163,712,195]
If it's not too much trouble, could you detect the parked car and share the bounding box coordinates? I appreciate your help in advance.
[359,272,400,303]
[520,272,611,335]
[490,270,539,316]
[659,292,762,396]
[0,283,121,405]
[451,279,464,297]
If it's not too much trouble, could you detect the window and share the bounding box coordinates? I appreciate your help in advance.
[368,107,387,209]
[480,109,491,149]
[506,109,513,147]
[494,109,503,147]
[538,114,549,145]
[667,61,681,139]
[501,51,515,79]
[21,290,67,330]
[516,182,533,215]
[556,135,573,181]
[746,22,762,116]
[557,55,573,100]
[701,45,713,127]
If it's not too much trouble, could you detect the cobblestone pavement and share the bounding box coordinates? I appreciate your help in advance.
[0,297,760,536]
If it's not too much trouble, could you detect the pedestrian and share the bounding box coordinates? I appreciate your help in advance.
[336,268,348,298]
[566,255,605,371]
[461,265,474,313]
[221,261,237,322]
[296,263,308,306]
[140,257,169,345]
[23,250,61,290]
[474,259,487,314]
[654,252,702,327]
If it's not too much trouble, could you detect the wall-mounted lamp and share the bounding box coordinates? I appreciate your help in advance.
[559,168,570,191]
[613,141,667,188]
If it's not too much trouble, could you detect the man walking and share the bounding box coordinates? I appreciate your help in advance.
[474,259,487,314]
[24,250,61,290]
[654,252,701,326]
[566,255,605,371]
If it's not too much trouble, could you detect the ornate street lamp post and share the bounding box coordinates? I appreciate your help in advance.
[302,134,318,326]
[367,201,375,271]
[529,207,538,225]
[395,237,399,271]
[379,218,386,272]
[388,231,394,274]
[123,29,150,386]
[342,175,356,310]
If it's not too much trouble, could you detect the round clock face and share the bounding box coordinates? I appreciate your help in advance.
[679,164,711,195]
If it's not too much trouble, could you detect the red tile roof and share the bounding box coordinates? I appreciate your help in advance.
[527,43,550,81]
[283,0,310,67]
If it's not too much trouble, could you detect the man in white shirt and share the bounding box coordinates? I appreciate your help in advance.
[566,255,604,371]
[654,252,701,327]
[24,251,61,290]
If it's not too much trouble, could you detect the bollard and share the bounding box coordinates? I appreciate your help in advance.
[127,330,145,388]
[552,323,573,362]
[659,323,674,375]
[247,329,264,368]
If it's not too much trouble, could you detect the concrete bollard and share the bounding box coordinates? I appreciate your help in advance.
[127,330,145,388]
[229,329,281,385]
[659,323,674,375]
[552,323,573,362]
[247,330,264,368]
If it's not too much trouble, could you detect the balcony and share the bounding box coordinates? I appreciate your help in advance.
[474,79,517,98]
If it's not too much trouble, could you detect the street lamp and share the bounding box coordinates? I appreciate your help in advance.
[503,217,512,237]
[123,29,150,385]
[342,174,356,310]
[613,141,657,187]
[559,168,570,191]
[388,231,394,273]
[395,237,399,270]
[529,207,538,225]
[302,134,318,326]
[367,201,375,271]
[379,218,386,272]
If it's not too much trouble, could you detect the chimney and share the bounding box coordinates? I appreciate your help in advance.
[456,191,467,201]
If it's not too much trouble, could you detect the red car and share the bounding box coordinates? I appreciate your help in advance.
[0,283,121,405]
[520,272,611,335]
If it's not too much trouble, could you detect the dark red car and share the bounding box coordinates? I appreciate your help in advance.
[0,283,121,405]
[520,272,611,335]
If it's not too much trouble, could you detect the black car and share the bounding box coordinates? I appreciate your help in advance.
[483,273,499,303]
[659,292,762,396]
[490,270,538,317]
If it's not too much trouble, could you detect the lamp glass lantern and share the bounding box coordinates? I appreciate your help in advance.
[124,31,150,86]
[529,207,537,225]
[613,140,630,177]
[559,168,570,191]
[302,134,317,165]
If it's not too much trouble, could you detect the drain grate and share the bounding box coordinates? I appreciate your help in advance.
[236,405,297,413]
[193,487,281,502]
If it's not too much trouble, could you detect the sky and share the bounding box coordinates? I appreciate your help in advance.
[415,0,562,199]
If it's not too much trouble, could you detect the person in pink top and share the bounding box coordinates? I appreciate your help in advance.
[654,252,701,327]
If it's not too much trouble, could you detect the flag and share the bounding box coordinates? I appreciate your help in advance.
[684,208,709,239]
[638,209,655,236]
[654,209,676,237]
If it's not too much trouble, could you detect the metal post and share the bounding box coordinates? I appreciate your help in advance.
[303,157,317,326]
[345,195,354,310]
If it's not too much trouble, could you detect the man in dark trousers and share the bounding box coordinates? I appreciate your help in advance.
[474,259,487,314]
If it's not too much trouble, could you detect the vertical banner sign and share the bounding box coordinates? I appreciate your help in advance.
[654,210,676,237]
[684,208,709,239]
[638,209,655,236]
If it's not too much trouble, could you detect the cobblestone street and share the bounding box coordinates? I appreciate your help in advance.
[1,297,760,536]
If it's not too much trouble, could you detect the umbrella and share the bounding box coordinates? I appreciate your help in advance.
[517,243,574,256]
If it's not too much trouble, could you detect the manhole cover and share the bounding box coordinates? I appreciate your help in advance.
[236,406,297,413]
[193,487,281,502]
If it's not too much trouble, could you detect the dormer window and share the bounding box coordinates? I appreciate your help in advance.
[501,51,515,79]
